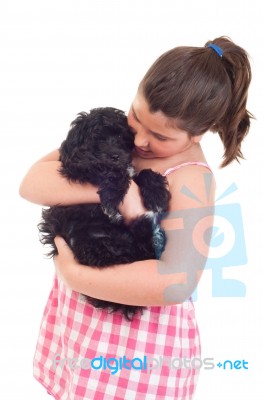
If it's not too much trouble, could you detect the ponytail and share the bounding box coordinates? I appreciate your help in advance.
[206,37,253,167]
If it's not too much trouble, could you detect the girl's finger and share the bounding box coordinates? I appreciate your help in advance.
[54,236,67,253]
[54,236,76,262]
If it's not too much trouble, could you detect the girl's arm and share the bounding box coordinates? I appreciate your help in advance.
[54,166,216,306]
[19,150,146,221]
[19,150,100,206]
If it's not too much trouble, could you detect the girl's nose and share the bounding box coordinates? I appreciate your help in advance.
[134,127,149,148]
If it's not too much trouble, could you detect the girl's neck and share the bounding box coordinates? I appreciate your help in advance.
[132,143,207,174]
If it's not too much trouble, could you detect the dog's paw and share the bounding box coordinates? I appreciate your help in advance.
[101,206,123,223]
[98,175,131,217]
[134,169,170,212]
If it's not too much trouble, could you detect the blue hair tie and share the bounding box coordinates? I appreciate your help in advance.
[208,43,223,58]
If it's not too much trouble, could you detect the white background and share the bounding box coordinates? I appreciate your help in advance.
[1,0,264,399]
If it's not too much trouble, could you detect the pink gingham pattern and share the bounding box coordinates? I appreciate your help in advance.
[33,162,211,399]
[34,277,200,400]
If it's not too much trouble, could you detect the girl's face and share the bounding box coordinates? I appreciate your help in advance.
[127,92,201,159]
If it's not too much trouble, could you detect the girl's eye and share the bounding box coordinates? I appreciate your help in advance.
[154,134,167,141]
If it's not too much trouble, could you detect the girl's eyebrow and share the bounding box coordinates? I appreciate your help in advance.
[131,106,140,121]
[131,105,172,140]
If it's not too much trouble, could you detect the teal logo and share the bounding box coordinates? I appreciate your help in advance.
[217,359,248,370]
[157,175,247,302]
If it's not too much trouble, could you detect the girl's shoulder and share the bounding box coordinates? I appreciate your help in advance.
[163,161,212,177]
[164,161,215,212]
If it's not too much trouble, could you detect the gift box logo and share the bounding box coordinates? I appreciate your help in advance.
[157,175,247,301]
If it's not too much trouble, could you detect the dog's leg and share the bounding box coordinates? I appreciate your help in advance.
[98,174,131,221]
[134,169,170,213]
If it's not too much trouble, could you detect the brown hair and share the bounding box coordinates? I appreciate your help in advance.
[140,36,253,167]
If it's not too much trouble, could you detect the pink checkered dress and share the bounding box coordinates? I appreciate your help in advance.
[33,162,210,399]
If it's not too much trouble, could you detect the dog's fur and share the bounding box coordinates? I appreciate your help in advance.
[38,107,170,320]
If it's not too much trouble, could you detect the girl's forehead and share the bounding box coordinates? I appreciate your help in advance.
[132,92,167,125]
[131,92,187,137]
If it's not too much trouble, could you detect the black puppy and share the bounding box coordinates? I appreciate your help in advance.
[38,107,170,320]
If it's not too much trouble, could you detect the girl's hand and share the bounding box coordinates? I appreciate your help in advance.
[54,237,77,282]
[118,180,147,224]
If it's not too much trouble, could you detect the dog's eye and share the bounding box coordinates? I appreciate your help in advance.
[111,154,119,161]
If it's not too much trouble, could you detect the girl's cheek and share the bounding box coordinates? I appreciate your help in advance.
[127,112,133,126]
[127,114,138,135]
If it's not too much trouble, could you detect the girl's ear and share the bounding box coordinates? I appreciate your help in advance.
[192,135,203,143]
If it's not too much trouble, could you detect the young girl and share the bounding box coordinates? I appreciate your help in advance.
[20,36,252,399]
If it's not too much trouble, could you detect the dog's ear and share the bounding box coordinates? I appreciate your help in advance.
[59,112,97,180]
[60,112,92,158]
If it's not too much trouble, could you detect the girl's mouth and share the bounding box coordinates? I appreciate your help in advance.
[135,147,151,157]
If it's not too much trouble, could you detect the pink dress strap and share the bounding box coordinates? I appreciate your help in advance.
[163,161,212,176]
